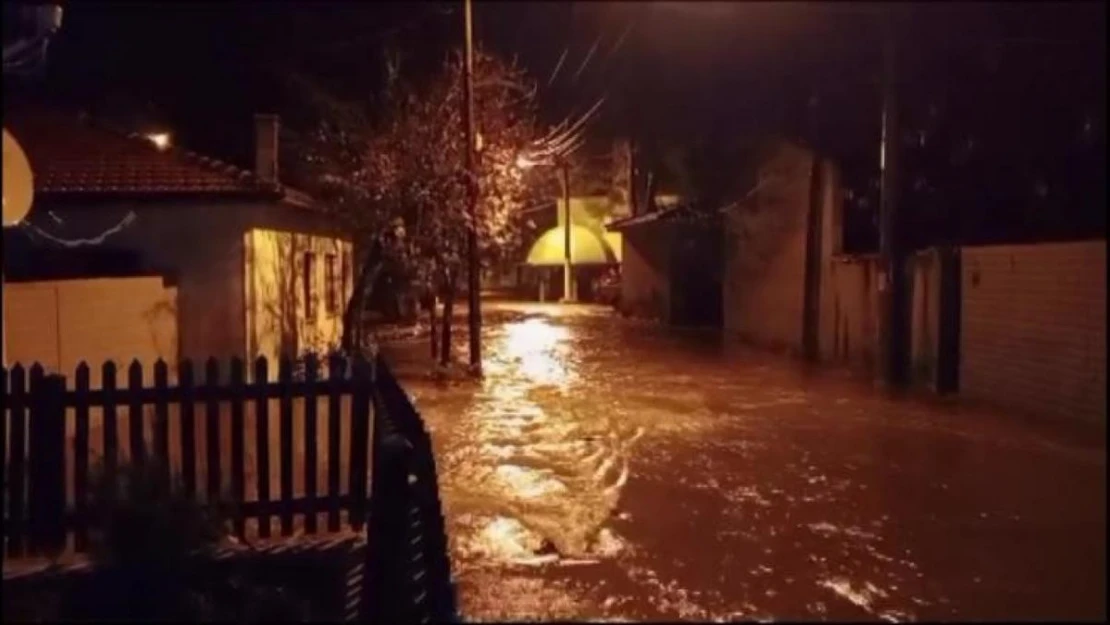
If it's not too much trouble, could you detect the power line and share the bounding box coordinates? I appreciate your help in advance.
[321,6,457,54]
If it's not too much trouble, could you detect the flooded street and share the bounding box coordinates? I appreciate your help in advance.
[382,302,1106,622]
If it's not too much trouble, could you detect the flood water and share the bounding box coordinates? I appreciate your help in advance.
[382,302,1106,622]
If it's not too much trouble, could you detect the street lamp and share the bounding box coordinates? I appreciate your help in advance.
[515,155,576,303]
[145,132,172,151]
[462,0,481,373]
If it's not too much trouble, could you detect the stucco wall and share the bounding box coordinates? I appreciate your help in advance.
[245,228,352,374]
[960,240,1106,424]
[722,141,812,352]
[4,277,177,385]
[29,202,248,363]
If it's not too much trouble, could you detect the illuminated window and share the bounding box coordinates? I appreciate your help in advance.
[303,252,317,321]
[325,253,339,314]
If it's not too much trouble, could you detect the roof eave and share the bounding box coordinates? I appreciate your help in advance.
[33,188,286,206]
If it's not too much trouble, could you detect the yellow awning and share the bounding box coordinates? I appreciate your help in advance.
[525,225,620,266]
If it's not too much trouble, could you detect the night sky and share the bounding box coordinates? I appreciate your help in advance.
[5,1,1106,246]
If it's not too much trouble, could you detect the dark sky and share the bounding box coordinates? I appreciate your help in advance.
[14,3,1104,151]
[6,1,1106,243]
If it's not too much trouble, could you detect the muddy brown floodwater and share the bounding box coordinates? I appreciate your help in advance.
[381,302,1106,622]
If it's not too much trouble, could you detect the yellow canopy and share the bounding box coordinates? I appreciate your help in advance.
[525,225,620,266]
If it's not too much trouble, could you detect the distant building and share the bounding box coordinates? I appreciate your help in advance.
[3,110,352,379]
[718,137,1105,424]
[521,195,624,302]
[607,195,723,327]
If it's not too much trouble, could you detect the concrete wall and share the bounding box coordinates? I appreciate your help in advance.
[818,251,942,382]
[619,224,672,321]
[909,249,944,385]
[722,141,813,352]
[819,255,881,369]
[4,277,177,385]
[960,240,1106,424]
[245,228,352,373]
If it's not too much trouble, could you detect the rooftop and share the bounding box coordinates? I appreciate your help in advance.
[5,111,282,201]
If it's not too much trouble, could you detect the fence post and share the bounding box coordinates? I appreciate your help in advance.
[28,373,67,556]
[362,431,415,623]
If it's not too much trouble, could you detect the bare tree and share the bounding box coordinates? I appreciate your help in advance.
[286,47,542,362]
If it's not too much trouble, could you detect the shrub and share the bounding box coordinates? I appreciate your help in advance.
[62,460,313,622]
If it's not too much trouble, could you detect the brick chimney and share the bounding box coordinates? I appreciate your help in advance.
[253,113,279,184]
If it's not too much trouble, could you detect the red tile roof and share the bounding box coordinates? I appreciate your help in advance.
[5,112,279,199]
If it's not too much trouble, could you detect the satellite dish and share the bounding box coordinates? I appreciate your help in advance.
[3,128,35,227]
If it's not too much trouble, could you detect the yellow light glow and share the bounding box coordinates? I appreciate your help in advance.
[515,155,537,171]
[146,132,172,151]
[502,317,570,386]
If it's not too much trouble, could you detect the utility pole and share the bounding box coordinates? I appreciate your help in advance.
[463,0,481,373]
[560,159,575,302]
[878,10,908,388]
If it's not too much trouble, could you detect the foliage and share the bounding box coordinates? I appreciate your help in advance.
[86,460,228,571]
[59,461,315,622]
[286,47,543,355]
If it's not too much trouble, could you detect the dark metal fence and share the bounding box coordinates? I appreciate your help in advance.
[363,357,457,622]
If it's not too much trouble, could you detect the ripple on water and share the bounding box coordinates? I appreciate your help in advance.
[494,464,569,499]
[817,577,897,615]
[454,513,630,571]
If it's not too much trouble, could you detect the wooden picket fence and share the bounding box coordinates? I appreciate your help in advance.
[3,352,459,622]
[2,354,375,559]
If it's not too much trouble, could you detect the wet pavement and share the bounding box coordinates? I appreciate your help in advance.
[381,302,1106,622]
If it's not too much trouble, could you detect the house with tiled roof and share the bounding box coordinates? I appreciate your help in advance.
[3,110,352,379]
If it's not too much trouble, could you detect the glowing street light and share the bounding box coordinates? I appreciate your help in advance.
[145,132,172,151]
[515,154,538,171]
[514,152,575,303]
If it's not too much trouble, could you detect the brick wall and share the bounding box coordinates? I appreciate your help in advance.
[960,240,1106,424]
[4,277,178,385]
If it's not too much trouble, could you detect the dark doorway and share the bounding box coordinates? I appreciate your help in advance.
[670,224,723,327]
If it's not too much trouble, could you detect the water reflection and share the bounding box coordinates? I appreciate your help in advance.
[385,303,1106,622]
[439,311,634,567]
[492,317,575,388]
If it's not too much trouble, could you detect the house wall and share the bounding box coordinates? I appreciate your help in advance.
[31,203,248,365]
[4,277,177,385]
[619,224,672,321]
[723,141,943,380]
[245,228,352,374]
[28,201,349,377]
[960,240,1106,424]
[722,141,812,352]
